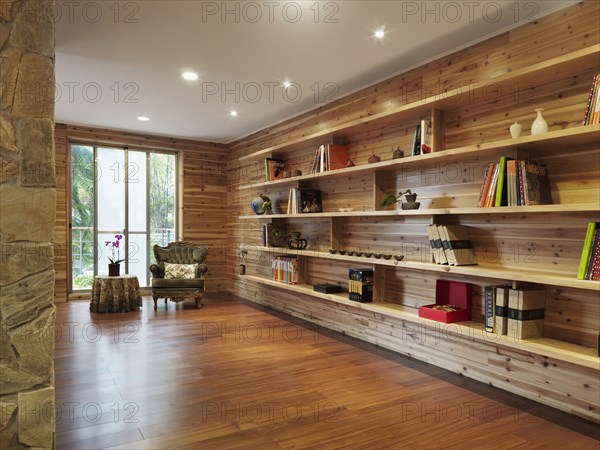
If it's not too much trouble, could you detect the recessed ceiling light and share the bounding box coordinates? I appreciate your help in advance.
[374,29,385,39]
[182,72,198,81]
[137,116,150,121]
[230,110,238,117]
[283,81,292,88]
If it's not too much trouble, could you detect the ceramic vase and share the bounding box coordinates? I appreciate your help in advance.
[509,122,522,139]
[531,109,548,136]
[108,263,120,277]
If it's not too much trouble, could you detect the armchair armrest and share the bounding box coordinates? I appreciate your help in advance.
[150,264,165,278]
[197,263,208,278]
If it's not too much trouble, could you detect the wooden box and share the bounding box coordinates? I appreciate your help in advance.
[418,280,472,323]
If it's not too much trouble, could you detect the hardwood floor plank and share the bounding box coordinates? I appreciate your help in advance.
[55,294,600,449]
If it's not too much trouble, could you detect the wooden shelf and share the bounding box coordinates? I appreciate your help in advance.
[238,46,600,163]
[242,274,600,369]
[252,246,600,291]
[239,124,600,190]
[240,203,600,220]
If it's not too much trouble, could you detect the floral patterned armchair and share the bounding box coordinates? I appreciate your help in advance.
[149,241,208,310]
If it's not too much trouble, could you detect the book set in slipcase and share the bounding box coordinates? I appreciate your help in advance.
[348,268,373,302]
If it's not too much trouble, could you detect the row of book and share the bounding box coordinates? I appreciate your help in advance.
[478,156,551,208]
[582,73,600,125]
[286,188,322,214]
[426,224,477,266]
[264,158,286,182]
[272,256,298,284]
[348,268,373,302]
[484,286,545,339]
[410,120,433,156]
[577,222,600,281]
[310,144,348,173]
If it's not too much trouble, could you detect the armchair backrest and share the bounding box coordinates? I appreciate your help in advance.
[153,241,208,265]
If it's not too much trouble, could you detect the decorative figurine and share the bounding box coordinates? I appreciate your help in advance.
[392,147,404,159]
[381,189,421,210]
[368,154,381,163]
[531,108,548,135]
[510,122,522,139]
[346,159,355,167]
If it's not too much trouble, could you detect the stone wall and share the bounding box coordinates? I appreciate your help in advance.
[0,0,56,448]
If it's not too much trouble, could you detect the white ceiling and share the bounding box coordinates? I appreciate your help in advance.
[55,1,574,143]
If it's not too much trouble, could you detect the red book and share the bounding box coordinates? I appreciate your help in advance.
[478,163,494,208]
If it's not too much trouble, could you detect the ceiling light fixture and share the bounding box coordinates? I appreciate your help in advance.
[283,81,292,88]
[182,72,199,81]
[137,116,150,121]
[230,110,238,117]
[374,29,385,39]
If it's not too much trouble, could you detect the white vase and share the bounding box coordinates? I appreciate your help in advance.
[509,122,522,139]
[531,108,548,136]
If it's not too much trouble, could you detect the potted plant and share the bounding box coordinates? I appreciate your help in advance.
[238,247,248,275]
[104,234,125,276]
[381,189,420,210]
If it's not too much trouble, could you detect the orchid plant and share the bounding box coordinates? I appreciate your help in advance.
[105,234,124,264]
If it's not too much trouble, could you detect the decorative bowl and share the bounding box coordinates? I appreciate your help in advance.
[383,254,392,260]
[394,255,404,261]
[374,253,383,259]
[401,202,421,210]
[347,250,355,256]
[354,251,363,257]
[363,252,373,258]
[329,249,337,254]
[338,250,346,255]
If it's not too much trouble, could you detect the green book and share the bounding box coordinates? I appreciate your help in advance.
[577,222,597,280]
[494,156,509,207]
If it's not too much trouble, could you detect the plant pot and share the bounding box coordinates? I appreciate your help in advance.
[108,263,120,277]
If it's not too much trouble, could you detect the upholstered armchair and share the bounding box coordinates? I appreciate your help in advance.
[149,241,208,310]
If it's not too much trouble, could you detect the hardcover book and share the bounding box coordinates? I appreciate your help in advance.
[348,268,373,302]
[420,120,432,154]
[494,286,510,335]
[507,289,546,339]
[426,224,448,264]
[439,225,477,266]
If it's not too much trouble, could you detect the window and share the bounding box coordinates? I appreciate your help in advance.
[70,144,177,290]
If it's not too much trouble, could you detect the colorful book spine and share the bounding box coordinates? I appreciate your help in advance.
[577,222,597,280]
[584,228,600,280]
[494,156,507,207]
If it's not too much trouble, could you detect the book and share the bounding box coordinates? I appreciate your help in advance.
[485,163,499,207]
[348,268,373,302]
[420,120,432,154]
[517,160,525,206]
[311,144,348,172]
[494,286,510,335]
[589,237,600,281]
[411,124,421,156]
[272,255,298,284]
[584,228,600,280]
[297,189,322,213]
[494,156,511,207]
[426,225,448,264]
[478,163,494,208]
[265,158,285,181]
[439,225,477,266]
[506,159,517,207]
[523,161,551,205]
[577,222,597,280]
[507,289,546,339]
[582,74,598,125]
[484,285,496,333]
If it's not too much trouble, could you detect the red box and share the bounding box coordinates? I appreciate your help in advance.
[418,280,472,323]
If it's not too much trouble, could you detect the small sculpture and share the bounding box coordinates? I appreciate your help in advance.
[381,189,421,210]
[368,154,381,163]
[288,232,307,250]
[392,147,404,159]
[346,159,355,167]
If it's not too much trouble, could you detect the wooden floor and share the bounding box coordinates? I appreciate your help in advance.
[55,294,600,449]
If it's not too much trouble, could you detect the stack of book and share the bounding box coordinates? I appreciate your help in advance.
[264,158,285,181]
[426,224,477,266]
[348,268,373,302]
[272,255,298,284]
[287,189,322,214]
[310,144,348,173]
[582,73,600,125]
[577,221,600,281]
[411,120,433,156]
[484,286,545,338]
[478,156,551,207]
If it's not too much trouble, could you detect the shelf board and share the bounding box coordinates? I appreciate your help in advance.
[242,274,600,369]
[239,203,600,220]
[238,46,600,163]
[251,246,600,291]
[239,124,600,190]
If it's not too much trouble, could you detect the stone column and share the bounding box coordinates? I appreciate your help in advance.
[0,1,56,448]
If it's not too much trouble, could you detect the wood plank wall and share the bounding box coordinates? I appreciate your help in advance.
[225,0,600,418]
[53,124,228,301]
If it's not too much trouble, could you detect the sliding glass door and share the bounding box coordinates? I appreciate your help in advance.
[70,144,177,290]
